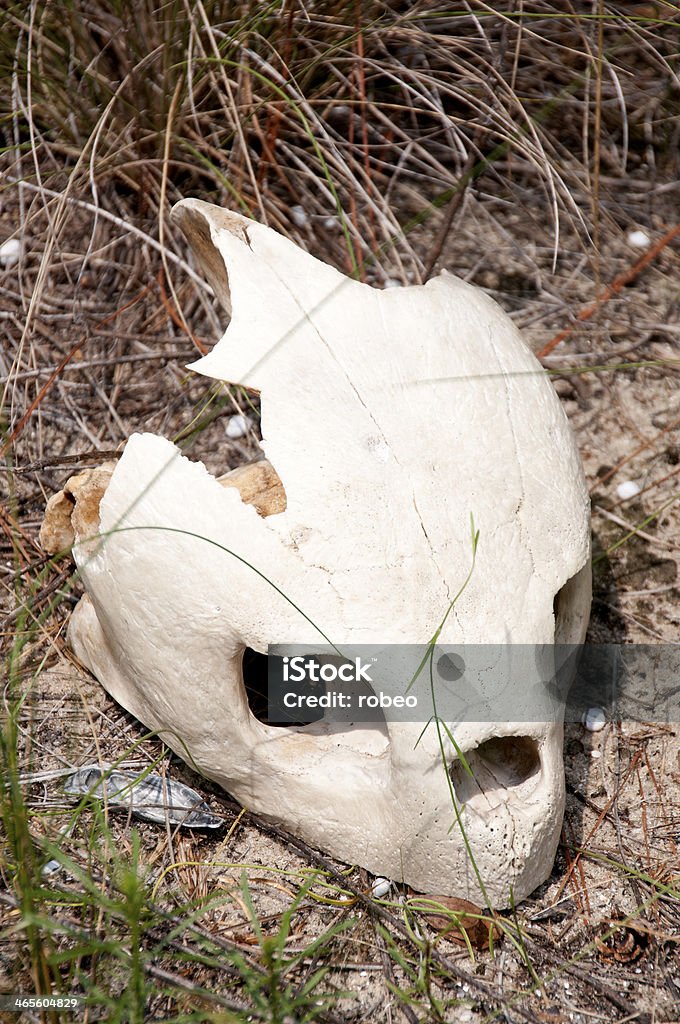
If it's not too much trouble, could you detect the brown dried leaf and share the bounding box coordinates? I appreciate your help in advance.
[407,894,502,950]
[595,916,648,963]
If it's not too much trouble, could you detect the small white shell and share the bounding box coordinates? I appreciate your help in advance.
[290,205,308,228]
[371,876,393,898]
[225,414,250,439]
[627,229,650,248]
[0,238,21,268]
[582,707,606,732]
[616,480,641,500]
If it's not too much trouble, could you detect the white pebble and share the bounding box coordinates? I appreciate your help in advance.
[583,707,606,732]
[225,414,250,439]
[0,238,21,268]
[322,216,339,230]
[290,205,308,228]
[371,876,392,898]
[627,229,650,248]
[591,749,602,759]
[616,480,641,500]
[383,278,402,288]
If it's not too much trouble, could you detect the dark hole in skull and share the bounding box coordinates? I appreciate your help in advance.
[450,736,540,805]
[242,648,388,732]
[241,648,322,727]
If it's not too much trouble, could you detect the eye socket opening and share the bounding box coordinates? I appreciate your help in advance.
[242,648,322,728]
[240,649,390,743]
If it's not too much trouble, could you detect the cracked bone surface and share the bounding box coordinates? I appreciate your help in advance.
[51,198,591,906]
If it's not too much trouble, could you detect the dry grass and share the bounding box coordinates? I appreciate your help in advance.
[1,2,679,1021]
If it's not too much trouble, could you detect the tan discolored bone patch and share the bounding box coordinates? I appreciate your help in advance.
[40,464,116,554]
[217,459,286,517]
[41,458,285,556]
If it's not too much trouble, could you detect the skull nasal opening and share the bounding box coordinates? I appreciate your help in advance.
[450,736,541,805]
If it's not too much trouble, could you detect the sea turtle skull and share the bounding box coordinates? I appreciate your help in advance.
[48,199,591,905]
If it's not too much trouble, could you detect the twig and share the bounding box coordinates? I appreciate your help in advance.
[1,568,74,628]
[560,963,638,1017]
[2,176,213,294]
[1,351,191,386]
[593,505,678,551]
[536,221,680,359]
[615,464,680,508]
[423,143,481,282]
[555,751,644,901]
[560,822,590,923]
[593,413,680,489]
[373,923,412,1024]
[12,450,121,473]
[0,285,151,458]
[156,271,208,354]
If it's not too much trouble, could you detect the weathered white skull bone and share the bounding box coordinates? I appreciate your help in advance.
[52,199,591,906]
